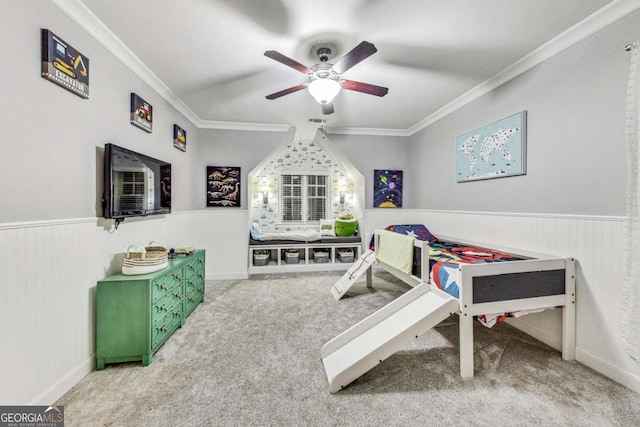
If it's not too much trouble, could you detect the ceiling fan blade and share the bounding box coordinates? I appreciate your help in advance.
[322,102,335,115]
[332,41,378,74]
[265,83,307,100]
[341,79,389,97]
[264,50,312,74]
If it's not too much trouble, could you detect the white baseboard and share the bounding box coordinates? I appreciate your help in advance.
[30,355,95,405]
[576,348,640,394]
[506,317,562,351]
[206,272,249,280]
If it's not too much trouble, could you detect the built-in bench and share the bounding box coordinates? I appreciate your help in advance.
[248,234,362,274]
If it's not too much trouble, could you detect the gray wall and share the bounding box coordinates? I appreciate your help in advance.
[0,1,200,224]
[408,10,639,216]
[195,129,412,211]
[3,2,636,223]
[328,134,412,208]
[192,129,293,210]
[196,128,292,209]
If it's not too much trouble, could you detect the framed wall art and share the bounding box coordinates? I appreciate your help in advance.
[207,166,241,207]
[130,93,153,133]
[41,28,90,98]
[373,169,403,208]
[456,111,527,182]
[173,124,186,151]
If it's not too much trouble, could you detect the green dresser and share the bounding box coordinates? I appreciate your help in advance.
[96,250,205,370]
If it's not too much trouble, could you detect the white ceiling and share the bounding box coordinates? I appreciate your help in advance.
[71,0,626,134]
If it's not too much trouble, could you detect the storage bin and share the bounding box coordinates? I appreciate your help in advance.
[313,249,330,263]
[337,249,354,263]
[253,250,270,266]
[284,249,300,264]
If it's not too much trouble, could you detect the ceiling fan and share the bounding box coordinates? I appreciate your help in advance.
[264,41,388,115]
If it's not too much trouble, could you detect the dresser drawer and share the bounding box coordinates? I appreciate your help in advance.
[185,289,202,314]
[151,294,171,320]
[185,256,203,279]
[151,303,182,349]
[184,274,200,295]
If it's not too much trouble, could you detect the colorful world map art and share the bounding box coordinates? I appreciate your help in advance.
[374,169,402,208]
[456,111,527,182]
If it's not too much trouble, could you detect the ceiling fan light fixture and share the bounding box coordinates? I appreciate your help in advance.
[307,78,341,104]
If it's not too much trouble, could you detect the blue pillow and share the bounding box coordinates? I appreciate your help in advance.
[250,221,262,241]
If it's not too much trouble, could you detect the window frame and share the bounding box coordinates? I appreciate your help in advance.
[279,170,331,225]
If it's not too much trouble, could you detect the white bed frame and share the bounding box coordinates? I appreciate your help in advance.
[367,229,576,377]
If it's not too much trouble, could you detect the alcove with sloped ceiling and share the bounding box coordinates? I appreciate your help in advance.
[248,127,365,234]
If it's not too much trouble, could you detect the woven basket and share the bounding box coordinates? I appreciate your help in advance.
[125,241,168,260]
[122,242,168,275]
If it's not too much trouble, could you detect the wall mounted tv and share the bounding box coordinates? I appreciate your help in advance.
[103,143,171,224]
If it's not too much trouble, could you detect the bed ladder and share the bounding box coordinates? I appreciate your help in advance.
[321,283,459,393]
[330,249,376,300]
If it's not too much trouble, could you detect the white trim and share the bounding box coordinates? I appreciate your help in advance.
[506,310,563,350]
[576,347,640,394]
[407,0,640,135]
[0,217,97,230]
[324,126,412,137]
[0,209,622,231]
[0,209,252,230]
[51,0,640,137]
[380,208,626,222]
[279,172,331,224]
[198,120,291,132]
[29,355,94,405]
[206,272,249,280]
[51,0,201,125]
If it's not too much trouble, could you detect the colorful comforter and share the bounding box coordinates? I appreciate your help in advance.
[384,225,545,327]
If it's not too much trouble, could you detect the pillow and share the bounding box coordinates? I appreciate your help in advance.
[319,219,336,237]
[385,224,438,243]
[250,221,263,241]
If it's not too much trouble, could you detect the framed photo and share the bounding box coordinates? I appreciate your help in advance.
[41,29,90,98]
[173,124,186,151]
[374,169,403,208]
[207,167,241,207]
[456,111,527,182]
[130,93,153,133]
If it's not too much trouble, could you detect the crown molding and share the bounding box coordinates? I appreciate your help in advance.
[52,0,640,136]
[323,126,411,137]
[51,0,202,125]
[198,120,291,132]
[406,0,640,136]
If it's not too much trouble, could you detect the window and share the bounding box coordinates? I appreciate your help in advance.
[114,171,146,211]
[280,173,329,224]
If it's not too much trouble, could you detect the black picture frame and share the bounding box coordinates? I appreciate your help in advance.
[41,28,90,99]
[130,93,153,133]
[207,167,241,207]
[373,169,403,208]
[173,124,186,151]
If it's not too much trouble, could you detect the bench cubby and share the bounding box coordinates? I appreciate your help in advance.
[249,236,361,274]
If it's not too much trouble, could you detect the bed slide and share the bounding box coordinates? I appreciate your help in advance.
[330,249,376,300]
[321,283,459,393]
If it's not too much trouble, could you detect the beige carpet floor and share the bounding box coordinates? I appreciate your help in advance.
[57,271,640,426]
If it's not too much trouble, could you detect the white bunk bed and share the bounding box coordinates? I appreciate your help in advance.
[322,228,576,393]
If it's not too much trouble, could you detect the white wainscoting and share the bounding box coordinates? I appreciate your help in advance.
[3,208,638,404]
[0,210,249,405]
[364,209,640,393]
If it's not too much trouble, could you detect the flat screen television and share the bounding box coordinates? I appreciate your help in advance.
[103,143,171,222]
